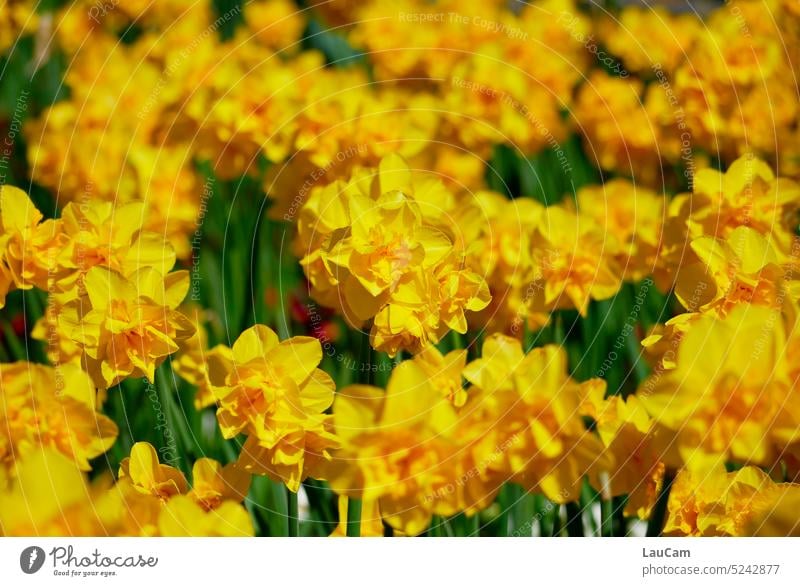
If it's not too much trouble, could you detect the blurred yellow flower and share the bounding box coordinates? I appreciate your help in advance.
[666,465,795,536]
[326,360,461,535]
[0,449,110,536]
[0,362,117,480]
[463,336,608,502]
[640,305,791,467]
[582,389,665,519]
[189,458,251,511]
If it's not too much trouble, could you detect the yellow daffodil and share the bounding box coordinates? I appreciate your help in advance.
[60,266,195,387]
[189,458,251,511]
[748,488,800,536]
[0,362,117,480]
[577,180,664,282]
[685,156,800,250]
[299,154,490,355]
[665,465,794,536]
[675,226,786,316]
[114,442,254,536]
[574,72,663,184]
[582,389,665,519]
[598,6,699,75]
[118,442,188,500]
[0,449,110,536]
[325,360,461,535]
[529,206,623,317]
[0,186,64,305]
[54,198,177,298]
[639,305,791,467]
[463,335,608,502]
[158,495,254,537]
[207,325,339,492]
[414,345,469,408]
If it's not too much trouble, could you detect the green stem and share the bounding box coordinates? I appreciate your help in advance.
[646,471,675,537]
[287,487,299,537]
[553,312,565,346]
[468,513,480,536]
[346,497,362,537]
[625,331,650,384]
[580,483,598,535]
[2,319,26,360]
[565,502,584,537]
[155,362,196,473]
[271,479,289,536]
[601,497,614,537]
[428,515,444,537]
[344,332,373,537]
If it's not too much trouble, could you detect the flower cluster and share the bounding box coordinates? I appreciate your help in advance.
[577,1,800,184]
[1,0,800,539]
[0,186,194,387]
[0,442,253,536]
[325,335,612,535]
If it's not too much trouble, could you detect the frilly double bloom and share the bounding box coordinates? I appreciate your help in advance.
[528,206,623,317]
[325,360,462,535]
[206,325,339,492]
[674,226,789,316]
[639,305,792,468]
[60,266,195,388]
[0,362,118,483]
[581,389,665,520]
[299,155,490,355]
[665,465,799,536]
[577,180,664,282]
[0,188,181,370]
[53,198,177,299]
[574,72,663,184]
[466,192,548,336]
[463,335,608,503]
[0,186,64,307]
[680,156,800,250]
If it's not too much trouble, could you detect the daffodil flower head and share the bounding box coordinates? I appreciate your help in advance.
[301,154,490,355]
[326,360,461,535]
[60,266,195,388]
[0,362,118,477]
[207,325,339,492]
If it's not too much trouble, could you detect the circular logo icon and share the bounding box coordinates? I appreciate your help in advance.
[20,546,46,574]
